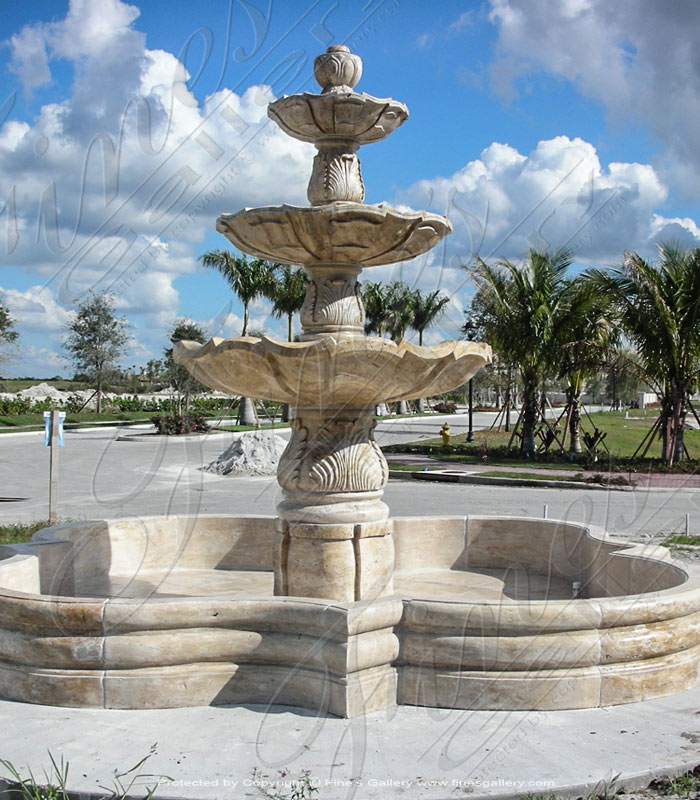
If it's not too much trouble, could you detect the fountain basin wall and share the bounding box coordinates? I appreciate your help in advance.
[0,515,698,716]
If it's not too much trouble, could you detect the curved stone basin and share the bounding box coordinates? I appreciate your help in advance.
[0,515,697,717]
[268,92,409,144]
[216,202,451,267]
[174,336,491,405]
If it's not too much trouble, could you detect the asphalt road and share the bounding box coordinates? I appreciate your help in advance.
[0,414,698,542]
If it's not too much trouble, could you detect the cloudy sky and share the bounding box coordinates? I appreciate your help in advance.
[1,0,699,377]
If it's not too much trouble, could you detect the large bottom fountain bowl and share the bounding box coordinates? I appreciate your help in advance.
[0,514,698,717]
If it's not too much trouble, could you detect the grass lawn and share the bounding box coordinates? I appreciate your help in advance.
[0,520,50,545]
[477,470,580,481]
[407,410,700,463]
[0,410,153,428]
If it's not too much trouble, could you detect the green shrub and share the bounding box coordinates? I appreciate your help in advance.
[433,401,457,414]
[151,413,209,435]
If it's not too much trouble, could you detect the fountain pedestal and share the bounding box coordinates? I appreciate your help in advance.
[274,404,392,601]
[175,45,491,602]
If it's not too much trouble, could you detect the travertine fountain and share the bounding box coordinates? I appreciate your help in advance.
[175,44,490,603]
[0,46,699,718]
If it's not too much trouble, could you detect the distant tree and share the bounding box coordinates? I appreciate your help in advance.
[267,265,306,342]
[587,243,700,462]
[199,250,277,336]
[199,250,277,425]
[361,281,415,341]
[0,296,18,366]
[362,281,390,337]
[144,358,166,387]
[411,289,449,346]
[164,319,206,412]
[467,249,572,455]
[554,277,617,452]
[0,299,17,344]
[265,265,306,422]
[384,282,415,342]
[64,293,128,413]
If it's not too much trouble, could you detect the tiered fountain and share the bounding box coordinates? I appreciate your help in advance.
[0,47,699,718]
[175,44,490,603]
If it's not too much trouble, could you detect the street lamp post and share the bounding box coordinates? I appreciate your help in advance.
[467,378,474,442]
[462,315,476,443]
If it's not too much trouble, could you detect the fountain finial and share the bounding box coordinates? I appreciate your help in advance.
[314,45,363,93]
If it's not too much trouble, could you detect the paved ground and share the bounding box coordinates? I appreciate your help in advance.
[2,687,700,800]
[2,414,700,798]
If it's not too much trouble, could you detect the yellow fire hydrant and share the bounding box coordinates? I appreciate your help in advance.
[440,422,450,446]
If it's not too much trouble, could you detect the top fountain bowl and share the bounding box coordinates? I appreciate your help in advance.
[268,92,409,145]
[216,202,451,267]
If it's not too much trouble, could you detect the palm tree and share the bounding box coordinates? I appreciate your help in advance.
[587,243,700,463]
[468,249,572,455]
[199,249,277,424]
[266,265,307,422]
[384,282,415,342]
[362,281,390,336]
[554,278,617,452]
[267,265,307,343]
[411,289,449,346]
[199,250,277,336]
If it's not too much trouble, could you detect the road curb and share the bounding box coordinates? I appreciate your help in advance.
[387,469,630,491]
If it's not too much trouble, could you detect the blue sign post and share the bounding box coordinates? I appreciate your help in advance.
[44,410,65,523]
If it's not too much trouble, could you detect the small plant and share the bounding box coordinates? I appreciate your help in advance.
[252,767,319,800]
[588,772,622,800]
[151,412,209,435]
[0,745,170,799]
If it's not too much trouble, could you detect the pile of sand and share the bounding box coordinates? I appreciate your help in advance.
[203,430,287,476]
[17,383,66,402]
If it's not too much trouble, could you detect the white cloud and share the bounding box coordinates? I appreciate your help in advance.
[488,0,700,200]
[395,135,693,270]
[8,25,51,93]
[0,0,314,372]
[1,286,73,332]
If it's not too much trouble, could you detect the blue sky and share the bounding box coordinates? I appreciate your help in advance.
[2,0,700,377]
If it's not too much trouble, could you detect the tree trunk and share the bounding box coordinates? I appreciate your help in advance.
[397,400,409,415]
[239,396,257,426]
[505,366,512,432]
[96,377,102,415]
[520,373,538,456]
[664,379,688,464]
[416,397,425,412]
[567,388,582,454]
[281,403,291,422]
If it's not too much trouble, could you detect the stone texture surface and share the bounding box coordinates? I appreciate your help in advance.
[216,202,451,268]
[0,514,699,715]
[174,336,491,406]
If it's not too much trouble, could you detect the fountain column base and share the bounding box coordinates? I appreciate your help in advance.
[273,518,394,601]
[275,405,394,601]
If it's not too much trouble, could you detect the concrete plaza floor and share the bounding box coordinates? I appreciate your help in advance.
[2,687,700,799]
